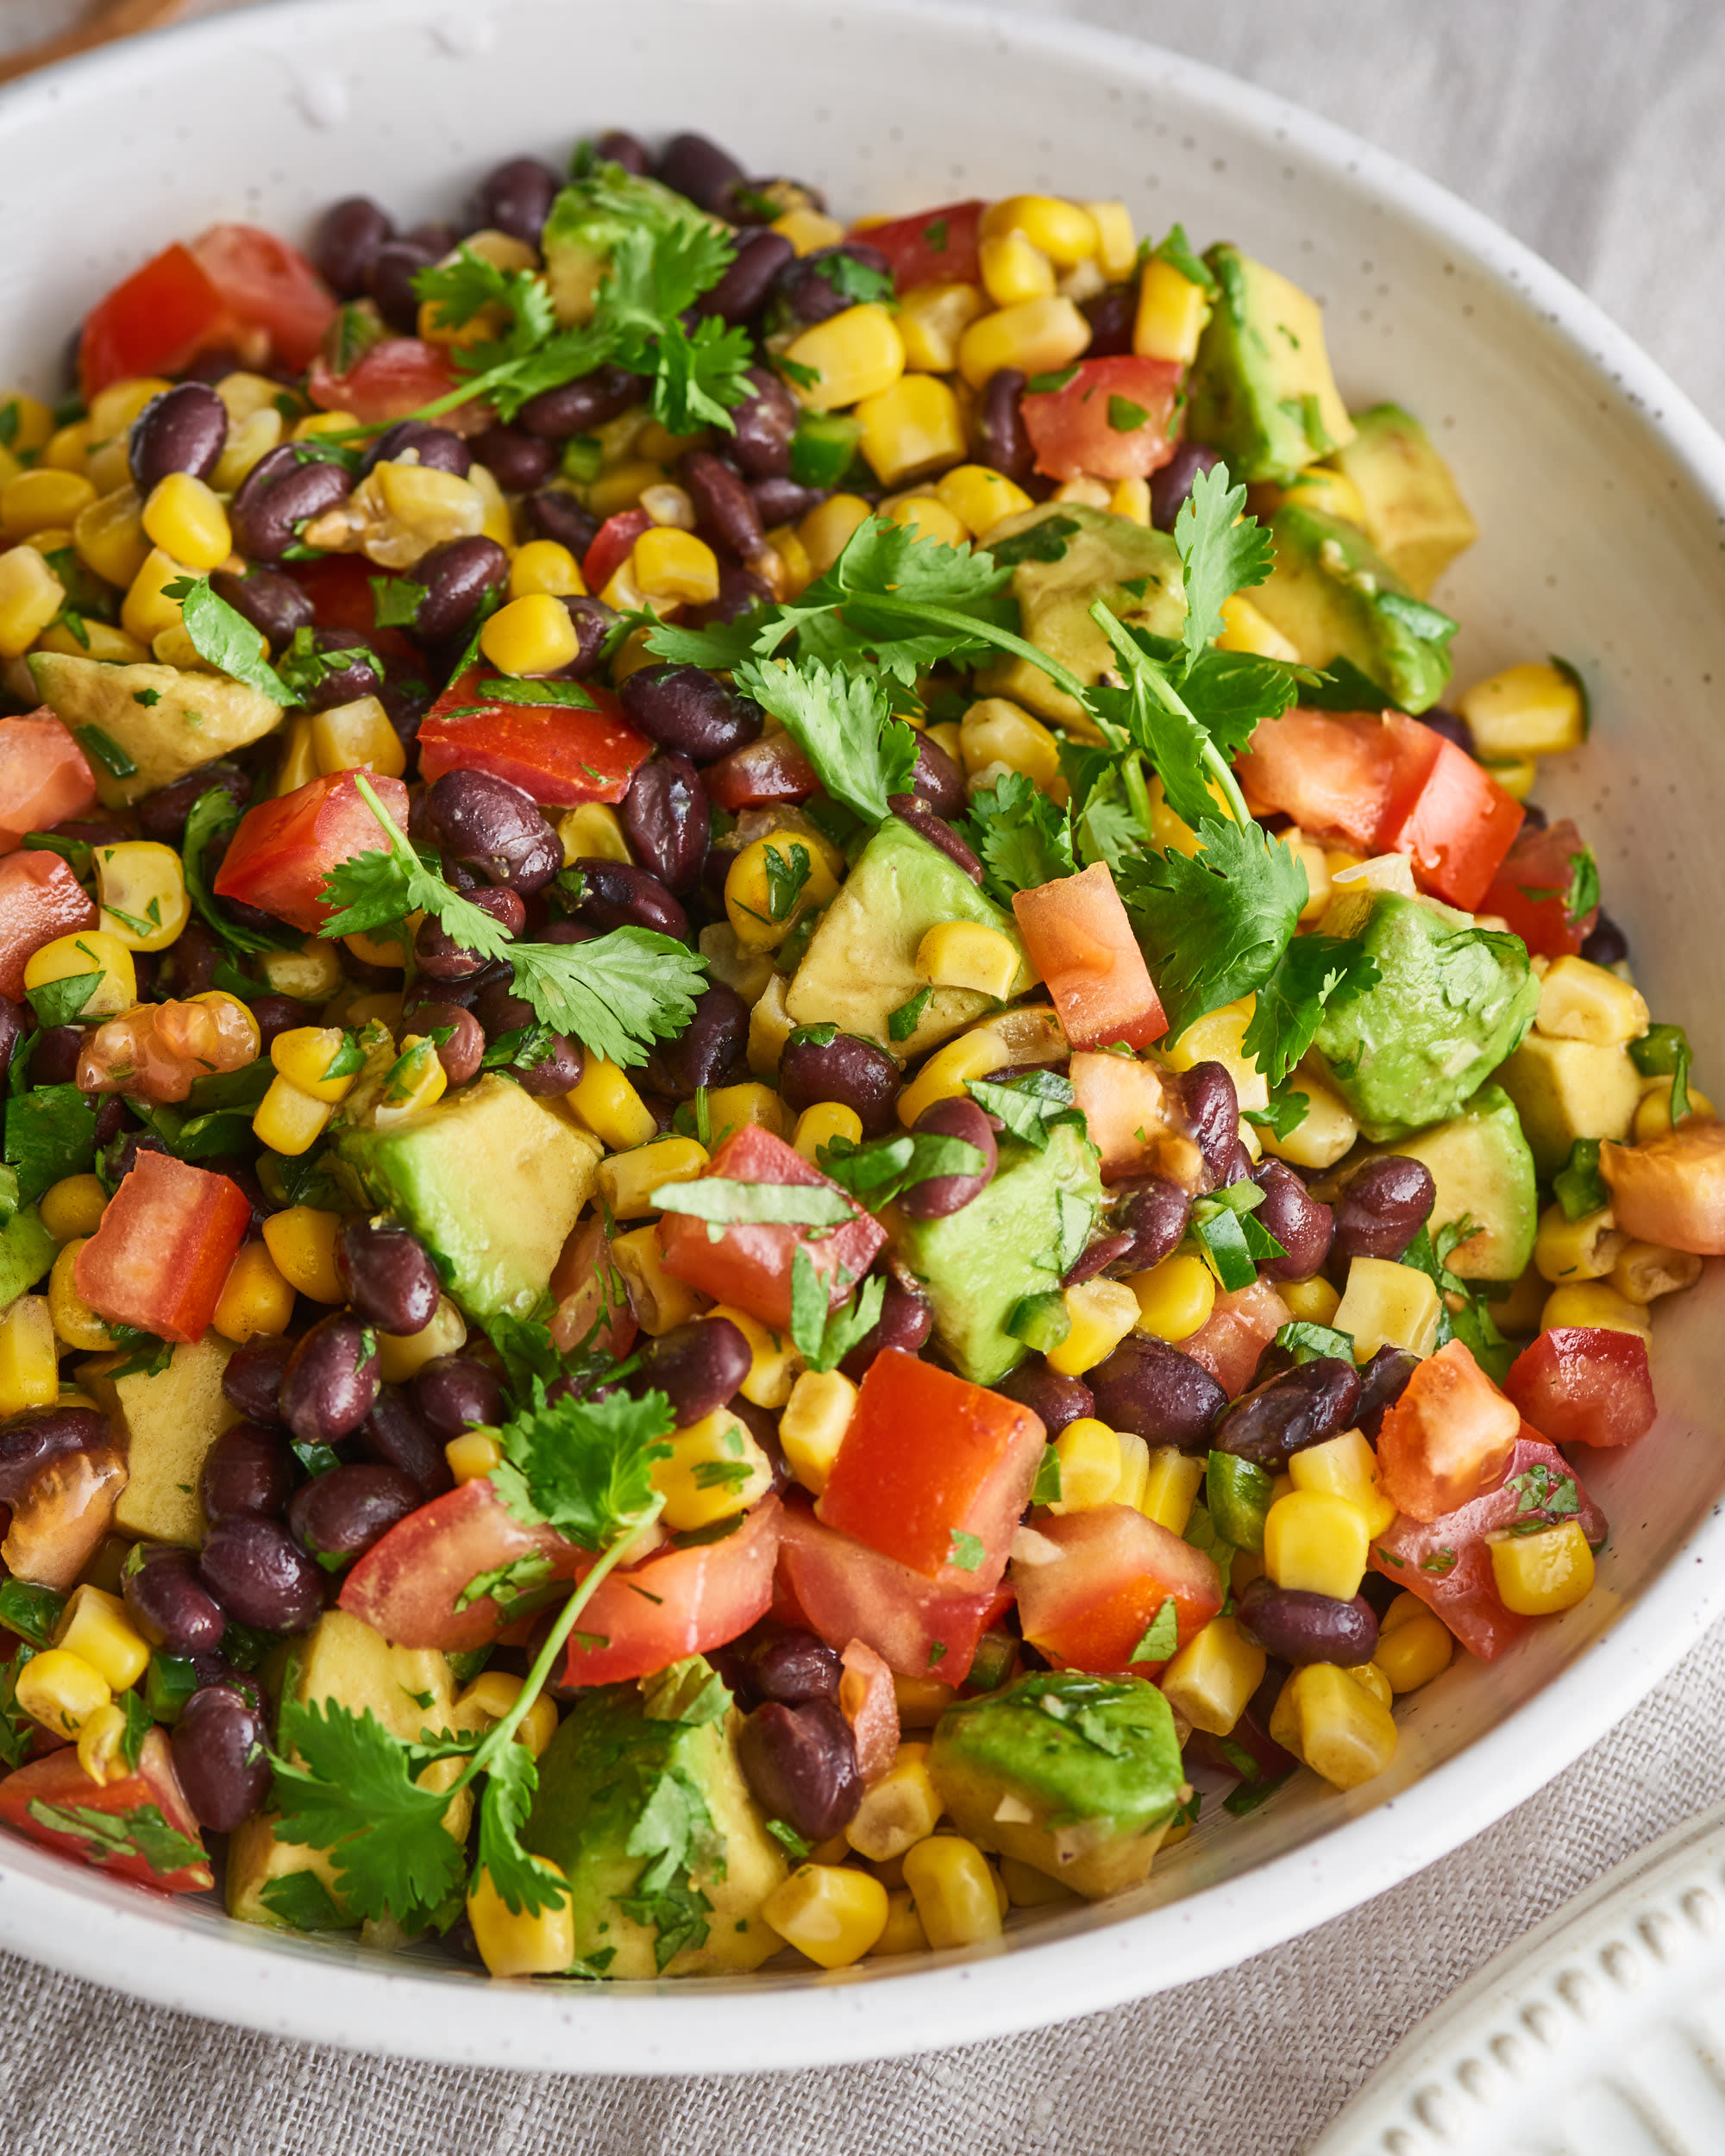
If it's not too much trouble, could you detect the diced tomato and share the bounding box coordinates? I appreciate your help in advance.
[284,555,412,656]
[1376,1338,1522,1522]
[339,1476,592,1652]
[549,1213,639,1362]
[0,849,97,1000]
[582,509,654,594]
[1602,1120,1725,1256]
[213,769,409,934]
[658,1125,887,1330]
[0,1727,211,1893]
[78,242,237,399]
[1019,356,1183,483]
[1503,1326,1656,1449]
[1180,1278,1291,1398]
[306,337,472,429]
[817,1348,1044,1592]
[1237,707,1429,852]
[417,667,651,808]
[561,1496,781,1687]
[1377,730,1524,912]
[858,200,985,291]
[775,1498,998,1683]
[0,713,96,853]
[74,1153,250,1344]
[705,734,819,812]
[838,1639,899,1783]
[190,223,336,372]
[1371,1431,1605,1660]
[2,1445,128,1593]
[1012,1505,1223,1674]
[1012,862,1165,1052]
[1067,1050,1175,1181]
[1480,818,1597,958]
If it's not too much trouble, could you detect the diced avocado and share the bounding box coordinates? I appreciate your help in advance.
[1364,1083,1537,1282]
[1327,404,1478,599]
[522,1658,787,1977]
[1251,505,1456,714]
[974,502,1184,730]
[886,1119,1102,1385]
[0,1206,55,1305]
[228,1609,462,1933]
[1310,891,1538,1144]
[1496,1033,1642,1179]
[28,653,283,809]
[332,1073,600,1320]
[82,1333,240,1547]
[1186,244,1356,486]
[542,169,707,328]
[785,816,1035,1065]
[929,1670,1186,1899]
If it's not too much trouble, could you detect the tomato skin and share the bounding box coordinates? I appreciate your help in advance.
[1179,1279,1291,1398]
[1012,1505,1224,1674]
[817,1348,1045,1592]
[306,337,470,428]
[74,1152,251,1344]
[1601,1120,1725,1256]
[1371,1431,1605,1660]
[78,243,235,399]
[1376,1338,1523,1522]
[213,769,409,934]
[1480,817,1598,958]
[1019,356,1184,483]
[190,223,336,371]
[417,667,652,808]
[838,1639,900,1782]
[1376,730,1524,912]
[560,1496,781,1686]
[0,712,96,853]
[658,1125,888,1331]
[1503,1326,1656,1449]
[859,200,985,291]
[775,1498,998,1683]
[582,509,653,594]
[705,734,819,813]
[0,1726,212,1893]
[549,1213,639,1363]
[0,838,97,1001]
[1012,862,1165,1052]
[1237,707,1422,851]
[1067,1051,1173,1181]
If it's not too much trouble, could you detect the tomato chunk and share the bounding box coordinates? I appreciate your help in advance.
[705,734,819,813]
[1067,1050,1175,1182]
[1012,862,1165,1051]
[1236,707,1415,849]
[191,223,336,371]
[858,199,985,291]
[0,712,96,854]
[1479,817,1598,958]
[549,1214,639,1363]
[78,243,235,399]
[1371,1431,1605,1659]
[0,849,97,1000]
[658,1125,887,1330]
[417,667,651,808]
[285,554,409,645]
[582,508,654,594]
[1179,1278,1291,1398]
[75,1152,251,1344]
[561,1496,781,1686]
[1376,1338,1522,1522]
[817,1348,1045,1592]
[1374,728,1524,912]
[1601,1120,1725,1256]
[0,1727,211,1894]
[213,769,409,934]
[838,1639,899,1783]
[1503,1326,1656,1449]
[1012,1505,1223,1674]
[306,338,470,428]
[1020,356,1184,483]
[775,1498,998,1683]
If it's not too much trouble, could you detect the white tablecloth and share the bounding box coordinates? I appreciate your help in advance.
[3,3,1721,2148]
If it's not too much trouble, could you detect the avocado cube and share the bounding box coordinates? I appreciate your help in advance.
[334,1073,600,1320]
[28,653,283,809]
[1365,1083,1537,1282]
[972,502,1184,730]
[1186,244,1356,486]
[785,816,1034,1065]
[1251,505,1455,713]
[82,1333,241,1547]
[1328,403,1479,599]
[0,1206,55,1306]
[522,1658,788,1977]
[929,1670,1187,1900]
[1311,892,1538,1143]
[1496,1033,1642,1178]
[886,1120,1102,1384]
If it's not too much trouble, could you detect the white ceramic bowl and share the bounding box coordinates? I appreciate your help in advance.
[1,0,1722,2076]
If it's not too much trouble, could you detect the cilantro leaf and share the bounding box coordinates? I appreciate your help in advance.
[962,769,1076,902]
[370,574,428,629]
[1243,1090,1309,1140]
[964,1069,1082,1152]
[1172,461,1275,667]
[0,1649,36,1772]
[948,1530,986,1574]
[1553,1138,1608,1223]
[788,1247,887,1373]
[163,577,292,703]
[1275,1320,1356,1365]
[317,774,512,956]
[4,1082,97,1205]
[816,1129,988,1206]
[258,1870,346,1932]
[731,655,917,824]
[490,1381,674,1552]
[1151,222,1220,298]
[1129,1597,1179,1664]
[888,986,933,1043]
[416,242,555,353]
[508,930,708,1069]
[475,1736,569,1918]
[1118,818,1310,1037]
[26,1799,206,1877]
[1241,933,1381,1091]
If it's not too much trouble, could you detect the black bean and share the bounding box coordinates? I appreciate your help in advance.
[511,1031,586,1097]
[620,755,709,894]
[888,796,983,884]
[656,132,748,216]
[1333,1156,1437,1263]
[472,423,554,493]
[772,245,894,332]
[340,1219,442,1337]
[358,1387,455,1501]
[300,628,383,711]
[0,1407,106,1505]
[408,533,508,646]
[368,240,438,332]
[129,382,227,491]
[1089,1336,1227,1452]
[1151,443,1222,532]
[316,195,395,298]
[736,1698,862,1839]
[360,419,474,480]
[427,768,561,893]
[644,982,750,1100]
[575,859,689,940]
[412,883,524,981]
[593,129,651,173]
[197,1514,324,1633]
[229,445,352,564]
[171,1683,273,1832]
[472,976,537,1041]
[750,475,827,525]
[680,561,772,631]
[1418,705,1475,756]
[221,1337,297,1426]
[1064,1232,1134,1286]
[516,366,641,442]
[619,663,762,761]
[1251,1159,1333,1282]
[1520,803,1549,832]
[681,449,766,565]
[403,999,484,1087]
[992,1359,1092,1436]
[122,1545,227,1656]
[209,566,314,650]
[412,1356,505,1444]
[896,1097,998,1219]
[135,761,249,848]
[1180,1062,1240,1186]
[699,229,796,326]
[1214,1357,1362,1470]
[634,1318,752,1428]
[754,1632,842,1706]
[288,1462,421,1570]
[199,1420,295,1523]
[779,1030,901,1137]
[0,995,22,1090]
[1237,1577,1379,1669]
[978,369,1032,488]
[472,156,561,243]
[1355,1344,1419,1445]
[279,1313,381,1449]
[730,368,799,480]
[1080,285,1137,357]
[554,594,616,679]
[524,488,599,558]
[837,1276,934,1381]
[1113,1175,1192,1274]
[1581,911,1628,967]
[907,736,965,821]
[28,1025,83,1087]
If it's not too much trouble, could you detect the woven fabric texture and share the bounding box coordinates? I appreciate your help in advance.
[2,3,1719,2149]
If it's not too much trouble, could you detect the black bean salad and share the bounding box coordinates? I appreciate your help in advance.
[0,122,1715,1981]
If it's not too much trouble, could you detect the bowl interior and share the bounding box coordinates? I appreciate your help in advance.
[0,0,1722,2072]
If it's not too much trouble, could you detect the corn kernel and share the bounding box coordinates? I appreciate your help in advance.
[41,421,90,474]
[1288,1426,1397,1538]
[1540,1279,1651,1340]
[957,295,1090,392]
[0,543,64,656]
[1376,1607,1453,1691]
[705,1080,792,1143]
[981,195,1100,266]
[23,931,136,1018]
[763,1862,890,1968]
[854,373,967,489]
[1106,474,1151,526]
[270,718,319,796]
[1160,997,1270,1112]
[15,1646,111,1738]
[260,1206,345,1303]
[882,494,968,548]
[778,1367,858,1495]
[252,1075,334,1157]
[1276,466,1370,527]
[1611,1238,1703,1304]
[466,1861,575,1978]
[612,1222,700,1335]
[1333,1255,1443,1360]
[709,1303,801,1410]
[598,1134,709,1222]
[783,304,906,411]
[91,842,190,954]
[39,1174,108,1243]
[1044,1279,1139,1378]
[119,545,189,644]
[509,538,586,601]
[0,392,53,453]
[74,1698,134,1786]
[447,1428,504,1484]
[1280,1276,1342,1328]
[211,1239,297,1344]
[1160,1615,1267,1736]
[898,282,988,373]
[1458,661,1586,759]
[1,467,96,540]
[1135,257,1211,365]
[1113,1430,1151,1512]
[1127,1252,1217,1344]
[1080,199,1137,281]
[914,920,1020,1000]
[557,802,630,866]
[48,1241,115,1352]
[140,472,231,572]
[0,1295,58,1416]
[979,230,1057,308]
[53,1584,149,1692]
[377,1294,466,1384]
[566,1059,658,1151]
[1271,1661,1398,1790]
[1217,591,1302,664]
[35,619,149,664]
[479,592,580,676]
[1264,1489,1370,1601]
[652,1405,775,1532]
[1138,1445,1206,1535]
[212,407,284,492]
[935,461,1033,539]
[901,1833,1004,1950]
[868,1887,930,1955]
[1534,1200,1624,1284]
[798,491,873,576]
[372,1037,447,1129]
[958,695,1063,791]
[1634,1075,1716,1144]
[793,1101,864,1166]
[88,377,172,441]
[1263,1074,1357,1171]
[310,695,407,780]
[1490,1517,1596,1616]
[1533,956,1648,1048]
[724,830,840,953]
[1048,1417,1123,1512]
[897,1030,1009,1128]
[841,1743,943,1864]
[629,526,720,607]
